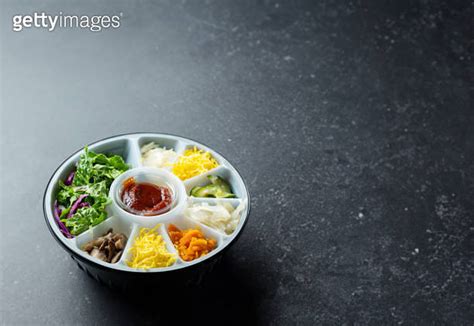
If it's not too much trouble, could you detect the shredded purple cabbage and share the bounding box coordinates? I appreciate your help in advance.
[67,194,88,218]
[78,202,90,208]
[64,171,75,186]
[53,200,72,238]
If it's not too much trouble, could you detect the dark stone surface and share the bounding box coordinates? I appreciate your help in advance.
[0,0,472,325]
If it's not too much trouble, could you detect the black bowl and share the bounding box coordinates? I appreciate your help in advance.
[43,132,251,289]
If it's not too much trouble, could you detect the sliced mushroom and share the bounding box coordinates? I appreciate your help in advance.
[83,230,128,263]
[90,248,107,261]
[92,237,105,247]
[107,241,116,261]
[111,251,122,264]
[115,237,125,250]
[99,238,109,251]
[83,242,94,252]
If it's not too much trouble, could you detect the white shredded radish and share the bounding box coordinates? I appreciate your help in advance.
[141,142,178,168]
[185,200,247,235]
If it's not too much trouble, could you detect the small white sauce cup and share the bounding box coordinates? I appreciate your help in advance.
[109,167,187,227]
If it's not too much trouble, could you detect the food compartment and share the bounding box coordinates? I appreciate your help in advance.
[117,173,175,216]
[108,167,187,227]
[185,198,247,236]
[182,144,223,165]
[138,136,185,170]
[170,144,221,181]
[165,215,223,263]
[138,135,182,153]
[52,143,130,238]
[184,166,244,198]
[121,223,179,270]
[89,138,134,167]
[75,216,133,264]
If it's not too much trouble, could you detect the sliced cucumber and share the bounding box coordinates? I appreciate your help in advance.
[189,175,236,198]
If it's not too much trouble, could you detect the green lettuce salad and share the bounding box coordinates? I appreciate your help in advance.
[54,147,129,237]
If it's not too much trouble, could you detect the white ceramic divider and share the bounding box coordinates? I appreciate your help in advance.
[125,136,142,168]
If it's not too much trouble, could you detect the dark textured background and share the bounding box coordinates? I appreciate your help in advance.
[1,0,473,325]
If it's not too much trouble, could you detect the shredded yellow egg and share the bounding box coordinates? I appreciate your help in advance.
[126,225,176,269]
[172,147,219,180]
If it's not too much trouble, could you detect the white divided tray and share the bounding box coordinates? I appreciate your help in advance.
[43,133,250,273]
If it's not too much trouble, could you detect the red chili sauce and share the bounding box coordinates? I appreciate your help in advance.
[121,177,172,215]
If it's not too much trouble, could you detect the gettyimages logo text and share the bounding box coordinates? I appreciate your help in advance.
[12,12,122,32]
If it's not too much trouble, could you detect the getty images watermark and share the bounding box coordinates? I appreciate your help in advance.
[12,12,122,32]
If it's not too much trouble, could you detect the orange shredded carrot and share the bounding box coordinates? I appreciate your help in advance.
[167,224,216,261]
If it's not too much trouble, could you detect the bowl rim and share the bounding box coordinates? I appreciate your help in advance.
[42,132,251,274]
